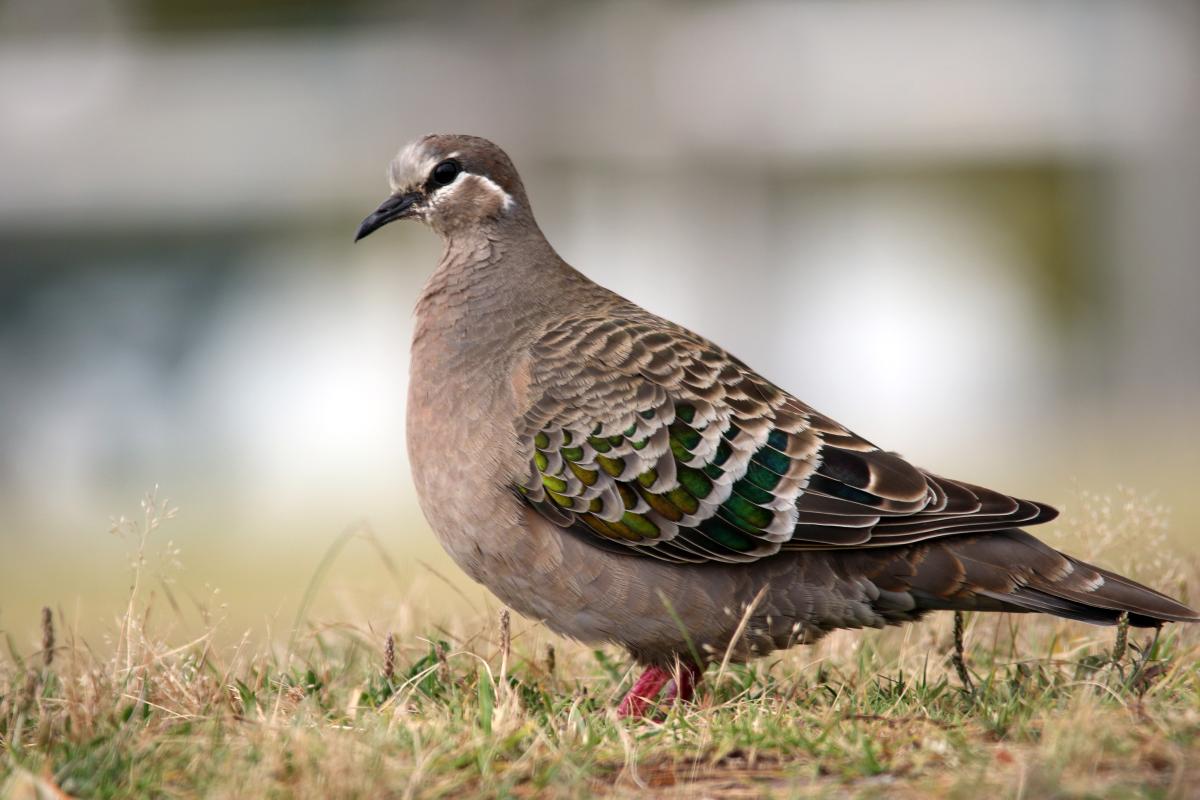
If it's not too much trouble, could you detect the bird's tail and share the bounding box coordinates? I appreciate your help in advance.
[879,529,1198,627]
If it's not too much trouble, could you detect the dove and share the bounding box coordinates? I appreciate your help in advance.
[355,134,1197,717]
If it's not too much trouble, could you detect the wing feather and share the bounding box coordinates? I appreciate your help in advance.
[517,306,1055,564]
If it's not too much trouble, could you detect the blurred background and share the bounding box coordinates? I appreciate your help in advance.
[2,0,1198,644]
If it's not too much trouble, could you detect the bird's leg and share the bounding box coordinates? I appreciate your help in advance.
[661,659,703,706]
[617,660,704,719]
[617,665,672,718]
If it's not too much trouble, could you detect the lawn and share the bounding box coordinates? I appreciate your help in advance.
[2,491,1198,798]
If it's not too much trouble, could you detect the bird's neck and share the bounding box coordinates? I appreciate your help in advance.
[412,223,585,361]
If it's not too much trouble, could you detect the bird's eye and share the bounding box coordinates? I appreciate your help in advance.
[430,160,461,187]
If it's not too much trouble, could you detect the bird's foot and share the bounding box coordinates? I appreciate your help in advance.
[662,660,702,705]
[616,666,671,718]
[617,661,703,719]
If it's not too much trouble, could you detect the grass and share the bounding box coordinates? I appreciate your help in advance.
[2,489,1199,798]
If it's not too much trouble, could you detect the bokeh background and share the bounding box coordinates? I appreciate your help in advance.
[2,0,1198,644]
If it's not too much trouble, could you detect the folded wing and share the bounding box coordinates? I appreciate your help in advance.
[517,307,1055,565]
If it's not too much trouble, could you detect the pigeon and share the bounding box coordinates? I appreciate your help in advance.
[355,134,1197,718]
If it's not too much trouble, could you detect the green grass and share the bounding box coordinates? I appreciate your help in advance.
[2,490,1199,798]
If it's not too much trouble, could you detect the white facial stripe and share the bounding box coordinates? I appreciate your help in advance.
[426,171,514,214]
[473,174,515,211]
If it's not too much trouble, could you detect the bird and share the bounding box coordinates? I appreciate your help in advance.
[355,134,1197,718]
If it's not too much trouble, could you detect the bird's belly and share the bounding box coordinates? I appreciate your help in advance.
[408,473,896,664]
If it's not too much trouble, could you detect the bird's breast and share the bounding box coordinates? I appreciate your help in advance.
[405,332,527,579]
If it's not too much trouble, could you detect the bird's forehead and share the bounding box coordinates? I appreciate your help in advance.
[388,138,458,192]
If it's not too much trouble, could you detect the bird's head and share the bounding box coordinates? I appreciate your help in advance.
[355,134,529,242]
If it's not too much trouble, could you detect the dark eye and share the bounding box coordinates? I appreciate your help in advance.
[430,159,461,187]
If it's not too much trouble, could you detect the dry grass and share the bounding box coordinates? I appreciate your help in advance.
[2,488,1199,798]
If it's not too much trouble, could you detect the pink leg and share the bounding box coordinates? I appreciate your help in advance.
[661,660,704,705]
[617,661,705,718]
[617,666,672,718]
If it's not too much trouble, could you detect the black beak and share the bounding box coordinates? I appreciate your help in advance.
[354,192,421,241]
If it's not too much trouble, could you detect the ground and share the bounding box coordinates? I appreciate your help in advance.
[1,492,1198,799]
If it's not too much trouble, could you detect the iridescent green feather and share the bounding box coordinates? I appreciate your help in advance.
[621,512,659,538]
[697,516,756,551]
[731,478,773,506]
[569,462,598,486]
[665,486,700,514]
[641,490,684,521]
[744,462,782,493]
[616,484,639,509]
[670,424,702,452]
[583,516,641,542]
[677,466,713,499]
[721,494,773,530]
[597,455,625,477]
[753,440,791,475]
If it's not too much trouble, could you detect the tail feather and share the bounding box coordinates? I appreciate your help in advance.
[977,586,1124,626]
[879,528,1198,627]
